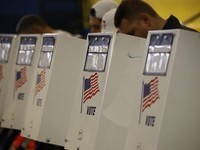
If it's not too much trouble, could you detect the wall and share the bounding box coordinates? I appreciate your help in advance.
[0,0,199,34]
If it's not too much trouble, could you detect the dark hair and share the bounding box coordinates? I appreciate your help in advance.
[16,14,48,34]
[114,0,158,28]
[90,8,102,22]
[90,8,96,17]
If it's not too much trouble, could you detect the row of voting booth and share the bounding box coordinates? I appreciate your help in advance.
[0,29,200,150]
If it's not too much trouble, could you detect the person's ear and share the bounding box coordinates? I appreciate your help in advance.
[140,14,151,27]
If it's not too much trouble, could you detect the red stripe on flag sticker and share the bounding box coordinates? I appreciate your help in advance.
[142,77,160,112]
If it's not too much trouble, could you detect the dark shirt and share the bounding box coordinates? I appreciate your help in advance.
[162,15,198,32]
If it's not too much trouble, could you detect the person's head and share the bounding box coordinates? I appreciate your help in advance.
[101,8,118,33]
[115,0,166,38]
[90,0,118,33]
[16,14,55,34]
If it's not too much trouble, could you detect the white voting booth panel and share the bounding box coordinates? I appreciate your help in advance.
[64,32,117,150]
[124,29,200,150]
[64,33,146,150]
[21,34,86,147]
[1,34,42,130]
[0,34,18,122]
[93,33,146,150]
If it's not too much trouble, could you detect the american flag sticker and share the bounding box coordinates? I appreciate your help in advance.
[35,69,46,95]
[0,65,3,81]
[142,77,160,112]
[83,73,100,103]
[15,66,27,90]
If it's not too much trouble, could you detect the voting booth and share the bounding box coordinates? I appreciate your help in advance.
[0,34,18,122]
[92,33,146,150]
[64,32,116,150]
[93,29,200,150]
[21,34,86,147]
[125,29,200,150]
[64,32,146,150]
[1,34,42,130]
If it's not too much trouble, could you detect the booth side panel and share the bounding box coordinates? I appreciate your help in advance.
[36,36,87,146]
[94,34,146,150]
[157,30,200,150]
